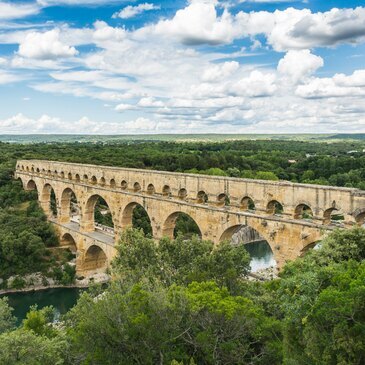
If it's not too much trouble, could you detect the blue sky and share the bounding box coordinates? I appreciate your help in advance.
[0,0,365,134]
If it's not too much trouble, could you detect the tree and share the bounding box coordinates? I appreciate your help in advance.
[0,298,15,334]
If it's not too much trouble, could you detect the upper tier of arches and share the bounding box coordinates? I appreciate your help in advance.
[17,161,365,226]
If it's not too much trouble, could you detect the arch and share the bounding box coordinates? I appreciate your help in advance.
[60,188,79,224]
[60,171,65,179]
[294,203,313,220]
[83,174,88,182]
[110,179,116,189]
[40,183,58,218]
[54,170,58,177]
[162,212,202,239]
[75,174,80,182]
[99,177,106,187]
[197,191,208,204]
[178,188,187,200]
[121,180,128,190]
[21,165,24,171]
[42,168,45,174]
[83,194,115,233]
[121,202,153,236]
[219,224,276,272]
[60,233,77,253]
[26,179,37,191]
[240,196,255,211]
[91,176,97,185]
[31,167,35,173]
[47,170,52,176]
[355,209,365,226]
[217,193,229,207]
[323,207,344,225]
[267,200,283,215]
[68,172,73,180]
[133,182,141,192]
[36,168,40,173]
[300,240,322,256]
[147,183,155,195]
[83,245,107,272]
[26,166,29,172]
[162,185,171,197]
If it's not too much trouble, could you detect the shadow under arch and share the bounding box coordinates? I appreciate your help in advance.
[83,194,115,234]
[40,183,58,218]
[60,233,77,253]
[219,224,277,272]
[300,240,322,257]
[162,211,202,240]
[83,245,107,272]
[121,202,153,236]
[60,187,80,224]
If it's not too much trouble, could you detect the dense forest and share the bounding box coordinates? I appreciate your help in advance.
[0,139,364,364]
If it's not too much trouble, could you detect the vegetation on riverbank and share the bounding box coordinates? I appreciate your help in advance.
[0,227,364,364]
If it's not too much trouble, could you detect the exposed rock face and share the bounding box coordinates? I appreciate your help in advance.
[231,225,263,245]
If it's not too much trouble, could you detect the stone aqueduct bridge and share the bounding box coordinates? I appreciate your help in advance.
[15,159,365,274]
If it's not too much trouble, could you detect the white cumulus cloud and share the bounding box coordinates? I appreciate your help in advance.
[113,3,160,19]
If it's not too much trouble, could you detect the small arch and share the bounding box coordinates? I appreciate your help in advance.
[83,245,107,272]
[197,191,208,204]
[294,204,313,220]
[178,188,187,200]
[217,193,230,207]
[75,174,80,182]
[162,212,202,239]
[42,168,45,174]
[54,170,58,177]
[91,176,97,185]
[99,177,106,187]
[47,170,52,176]
[147,184,155,195]
[83,174,88,182]
[31,167,35,173]
[162,185,171,197]
[68,172,73,180]
[323,207,344,225]
[36,168,40,173]
[60,233,77,253]
[240,196,255,211]
[121,202,153,236]
[21,165,24,171]
[26,166,29,172]
[121,180,128,190]
[60,171,65,179]
[133,182,141,192]
[267,200,283,215]
[110,179,116,189]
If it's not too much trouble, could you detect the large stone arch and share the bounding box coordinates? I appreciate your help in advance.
[294,202,314,220]
[60,232,77,252]
[40,182,58,218]
[120,201,153,235]
[25,178,38,191]
[82,244,107,272]
[60,187,80,224]
[161,211,202,239]
[82,193,116,232]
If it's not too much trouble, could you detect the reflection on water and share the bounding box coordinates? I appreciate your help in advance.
[245,240,276,272]
[1,288,82,325]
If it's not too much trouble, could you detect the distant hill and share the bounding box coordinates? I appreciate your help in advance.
[329,134,365,140]
[0,134,334,144]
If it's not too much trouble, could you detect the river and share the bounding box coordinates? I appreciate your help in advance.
[2,241,275,322]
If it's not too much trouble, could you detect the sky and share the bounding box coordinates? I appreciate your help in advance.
[0,0,365,134]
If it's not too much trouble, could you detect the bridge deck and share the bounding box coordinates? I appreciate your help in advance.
[51,220,115,246]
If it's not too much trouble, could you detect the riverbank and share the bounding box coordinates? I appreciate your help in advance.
[0,272,110,296]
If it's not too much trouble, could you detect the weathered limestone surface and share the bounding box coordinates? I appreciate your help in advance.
[15,159,365,273]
